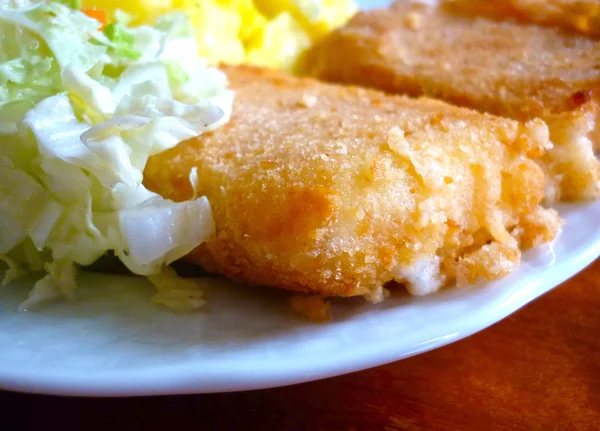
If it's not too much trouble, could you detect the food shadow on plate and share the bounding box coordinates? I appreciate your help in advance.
[0,237,568,374]
[0,271,401,357]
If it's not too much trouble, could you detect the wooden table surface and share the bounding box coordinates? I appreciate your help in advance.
[2,259,600,430]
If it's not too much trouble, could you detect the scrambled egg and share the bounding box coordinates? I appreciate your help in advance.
[82,0,357,72]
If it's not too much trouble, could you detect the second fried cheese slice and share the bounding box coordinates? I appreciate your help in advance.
[306,0,600,203]
[444,0,600,37]
[144,66,561,300]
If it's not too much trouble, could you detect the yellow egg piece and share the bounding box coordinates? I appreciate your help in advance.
[176,0,245,64]
[245,12,311,72]
[254,0,357,40]
[234,0,269,42]
[81,0,358,72]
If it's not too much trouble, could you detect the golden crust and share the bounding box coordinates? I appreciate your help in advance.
[305,0,600,201]
[305,1,600,119]
[144,65,561,298]
[444,0,600,37]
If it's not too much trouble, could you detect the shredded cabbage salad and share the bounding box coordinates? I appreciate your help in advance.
[0,0,233,310]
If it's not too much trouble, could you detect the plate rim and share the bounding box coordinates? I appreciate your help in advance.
[1,202,599,397]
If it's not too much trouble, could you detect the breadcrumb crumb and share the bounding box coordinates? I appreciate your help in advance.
[290,295,331,322]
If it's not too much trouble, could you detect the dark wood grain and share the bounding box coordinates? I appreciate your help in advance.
[3,259,600,431]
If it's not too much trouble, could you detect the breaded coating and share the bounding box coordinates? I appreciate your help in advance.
[144,65,561,299]
[445,0,600,37]
[305,0,600,202]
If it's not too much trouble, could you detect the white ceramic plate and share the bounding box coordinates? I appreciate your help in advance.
[2,0,600,397]
[1,200,599,396]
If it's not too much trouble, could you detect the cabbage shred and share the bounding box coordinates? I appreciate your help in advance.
[0,1,233,310]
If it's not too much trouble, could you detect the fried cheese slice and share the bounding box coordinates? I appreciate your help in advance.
[144,65,561,299]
